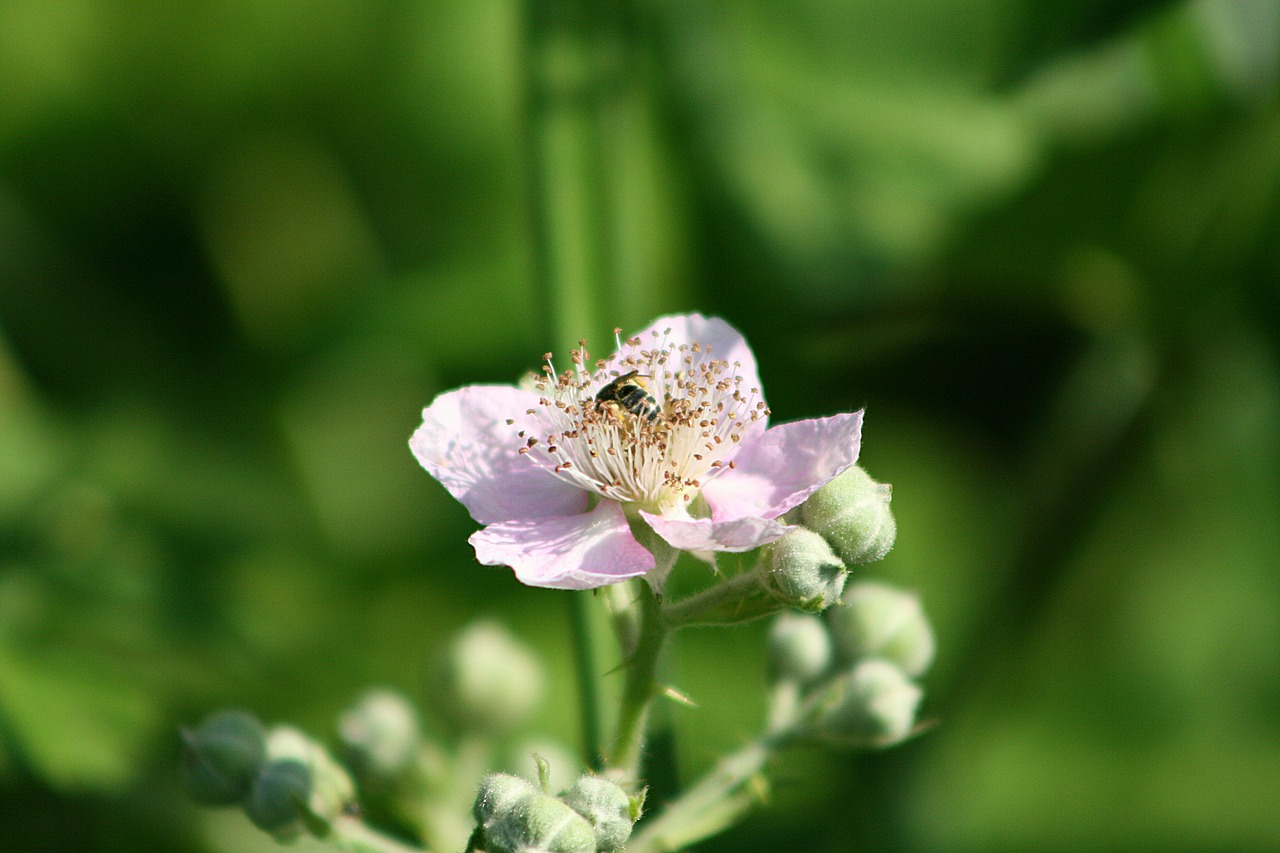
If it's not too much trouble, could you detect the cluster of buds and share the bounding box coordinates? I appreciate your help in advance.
[180,711,356,842]
[470,769,644,853]
[182,621,564,852]
[663,465,899,628]
[764,464,898,609]
[766,579,934,747]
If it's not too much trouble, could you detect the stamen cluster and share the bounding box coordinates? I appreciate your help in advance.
[512,328,769,513]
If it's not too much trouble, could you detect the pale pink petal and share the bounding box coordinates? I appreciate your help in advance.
[640,510,793,553]
[699,411,864,522]
[620,313,766,417]
[469,500,655,590]
[410,385,589,525]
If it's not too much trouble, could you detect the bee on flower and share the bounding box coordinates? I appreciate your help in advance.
[409,313,864,590]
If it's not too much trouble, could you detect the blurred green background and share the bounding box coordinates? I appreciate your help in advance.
[2,0,1279,850]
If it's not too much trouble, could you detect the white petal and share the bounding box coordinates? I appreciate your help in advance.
[469,500,655,590]
[700,411,864,522]
[410,385,589,524]
[621,313,767,420]
[640,509,793,553]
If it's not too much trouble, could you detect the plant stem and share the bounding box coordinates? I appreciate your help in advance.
[328,815,429,853]
[567,592,604,770]
[625,729,795,853]
[660,566,780,628]
[607,581,667,778]
[521,0,617,773]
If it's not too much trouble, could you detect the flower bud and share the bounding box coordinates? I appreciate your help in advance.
[801,466,896,564]
[474,773,542,826]
[473,775,596,853]
[340,689,421,779]
[429,621,543,736]
[179,710,267,806]
[814,659,922,747]
[827,581,935,677]
[256,726,355,835]
[244,758,312,841]
[560,775,641,852]
[763,528,847,612]
[767,612,833,684]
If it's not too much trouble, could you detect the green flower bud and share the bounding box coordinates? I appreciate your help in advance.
[430,621,544,736]
[244,759,312,841]
[827,581,935,677]
[261,726,355,832]
[763,528,847,612]
[474,773,542,826]
[560,775,639,852]
[767,612,833,684]
[801,466,896,564]
[474,777,596,853]
[814,659,922,747]
[179,710,267,806]
[340,689,421,779]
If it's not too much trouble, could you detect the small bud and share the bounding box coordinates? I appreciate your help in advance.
[474,773,542,826]
[767,612,833,684]
[763,528,847,612]
[814,659,922,747]
[244,759,312,841]
[475,781,596,853]
[827,581,935,677]
[259,726,355,833]
[429,621,544,736]
[179,710,267,806]
[801,466,896,564]
[340,689,421,779]
[560,775,639,852]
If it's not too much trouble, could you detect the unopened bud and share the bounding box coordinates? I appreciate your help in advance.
[179,710,267,806]
[430,621,543,736]
[255,726,355,835]
[560,775,641,852]
[474,776,596,853]
[801,466,896,564]
[474,773,542,826]
[814,659,922,747]
[828,581,935,677]
[244,758,312,841]
[767,612,833,684]
[763,528,847,612]
[340,689,421,779]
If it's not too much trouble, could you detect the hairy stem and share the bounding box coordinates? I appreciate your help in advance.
[607,582,667,778]
[625,729,795,853]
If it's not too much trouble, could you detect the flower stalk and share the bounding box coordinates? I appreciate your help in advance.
[607,580,667,779]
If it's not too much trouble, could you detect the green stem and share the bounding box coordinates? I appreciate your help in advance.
[567,592,604,770]
[521,0,617,773]
[625,729,795,853]
[660,566,780,628]
[607,581,668,778]
[520,0,612,353]
[328,816,428,853]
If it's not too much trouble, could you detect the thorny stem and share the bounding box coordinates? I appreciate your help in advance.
[625,729,796,853]
[607,581,667,779]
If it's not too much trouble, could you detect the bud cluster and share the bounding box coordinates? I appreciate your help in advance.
[470,771,644,853]
[765,578,935,748]
[180,711,356,842]
[761,465,898,614]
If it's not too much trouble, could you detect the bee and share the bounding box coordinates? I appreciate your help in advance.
[594,370,662,423]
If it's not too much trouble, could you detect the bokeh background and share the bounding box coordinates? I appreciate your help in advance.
[3,0,1279,850]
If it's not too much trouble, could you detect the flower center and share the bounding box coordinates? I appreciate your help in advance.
[515,328,769,514]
